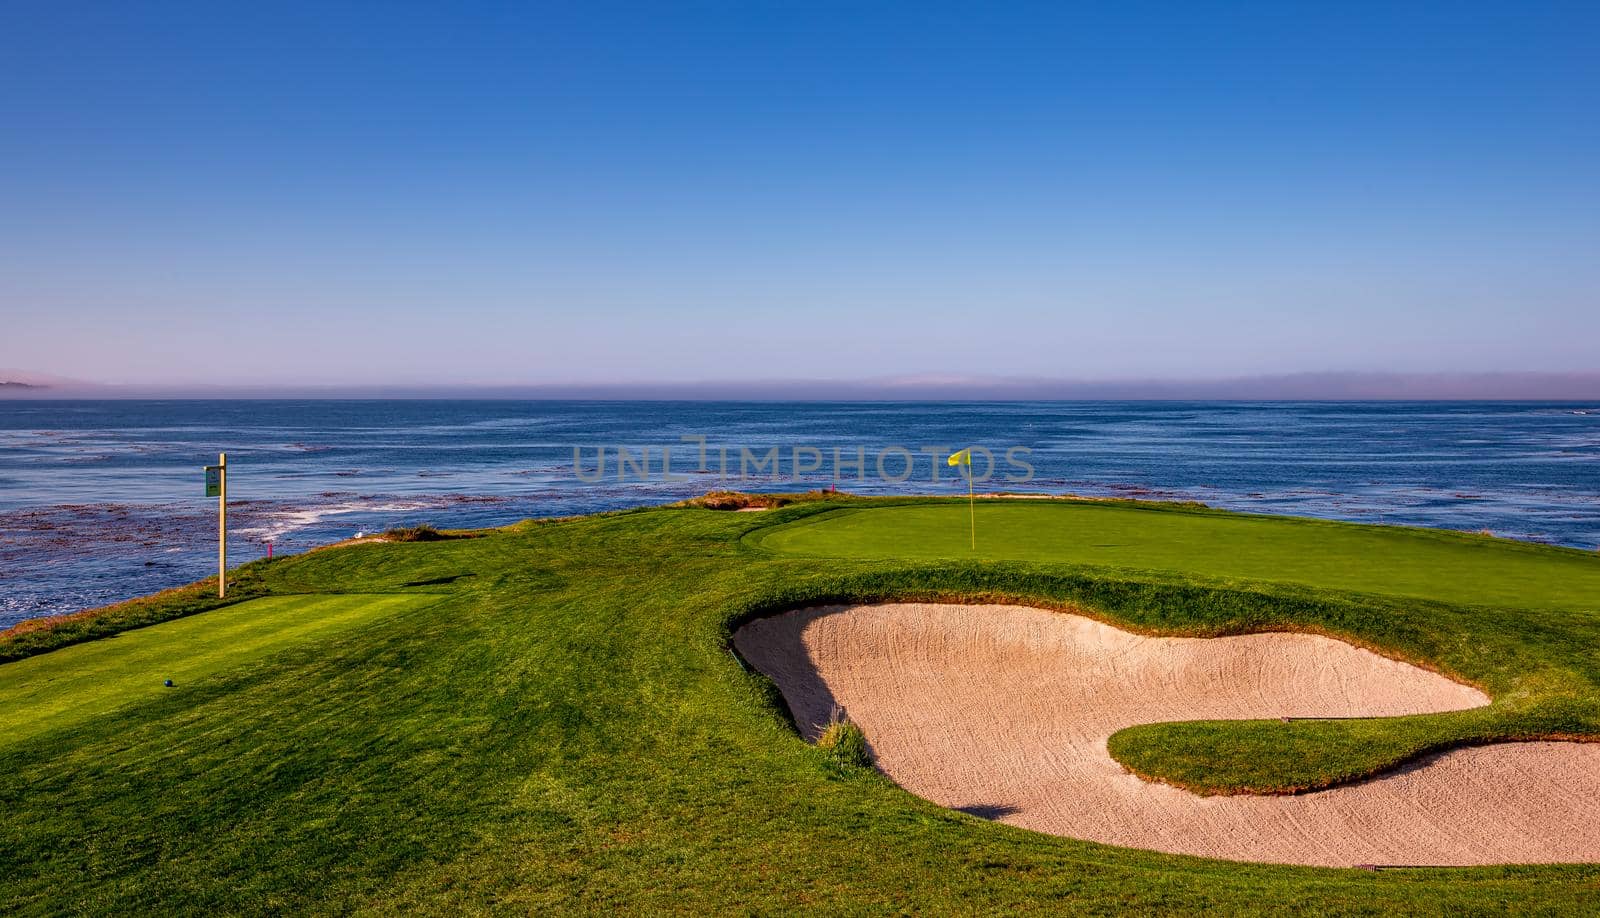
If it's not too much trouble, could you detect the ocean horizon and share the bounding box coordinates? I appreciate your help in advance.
[3,398,1597,628]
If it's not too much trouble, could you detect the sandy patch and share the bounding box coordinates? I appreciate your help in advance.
[734,603,1600,866]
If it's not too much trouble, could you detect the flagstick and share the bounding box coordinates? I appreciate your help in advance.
[218,451,227,598]
[968,461,975,550]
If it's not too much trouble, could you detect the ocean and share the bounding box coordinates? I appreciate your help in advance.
[1,399,1596,628]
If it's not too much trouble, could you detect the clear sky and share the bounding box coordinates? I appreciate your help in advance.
[2,1,1597,387]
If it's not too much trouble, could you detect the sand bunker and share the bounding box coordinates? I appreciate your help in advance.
[734,603,1600,866]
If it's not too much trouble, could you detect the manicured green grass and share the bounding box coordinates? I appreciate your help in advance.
[753,501,1600,610]
[0,594,438,747]
[2,498,1598,914]
[758,501,1600,794]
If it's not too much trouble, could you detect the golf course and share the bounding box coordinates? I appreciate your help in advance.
[4,496,1600,913]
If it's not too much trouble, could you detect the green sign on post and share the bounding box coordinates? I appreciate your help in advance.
[205,465,222,498]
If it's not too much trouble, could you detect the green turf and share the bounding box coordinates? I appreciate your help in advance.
[0,594,437,748]
[752,501,1600,610]
[757,501,1600,794]
[2,498,1598,915]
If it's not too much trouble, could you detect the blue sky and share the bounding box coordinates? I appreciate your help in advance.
[2,1,1597,386]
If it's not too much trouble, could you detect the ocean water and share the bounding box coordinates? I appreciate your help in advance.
[1,399,1596,628]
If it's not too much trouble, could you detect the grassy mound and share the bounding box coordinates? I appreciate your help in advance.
[817,710,873,771]
[383,524,479,542]
[671,489,840,511]
[3,497,1599,914]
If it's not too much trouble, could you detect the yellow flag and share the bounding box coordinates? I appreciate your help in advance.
[949,448,976,549]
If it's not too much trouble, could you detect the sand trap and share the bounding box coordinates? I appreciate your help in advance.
[734,603,1600,866]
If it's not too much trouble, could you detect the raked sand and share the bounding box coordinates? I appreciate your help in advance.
[734,603,1600,866]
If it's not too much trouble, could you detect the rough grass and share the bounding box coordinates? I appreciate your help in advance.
[672,489,841,511]
[817,709,872,770]
[3,498,1599,914]
[383,524,477,542]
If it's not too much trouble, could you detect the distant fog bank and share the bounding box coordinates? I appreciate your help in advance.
[3,371,1600,401]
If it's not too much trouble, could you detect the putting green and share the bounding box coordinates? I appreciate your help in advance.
[0,593,438,747]
[752,502,1600,610]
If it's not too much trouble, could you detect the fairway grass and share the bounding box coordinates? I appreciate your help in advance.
[0,594,439,747]
[3,498,1599,914]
